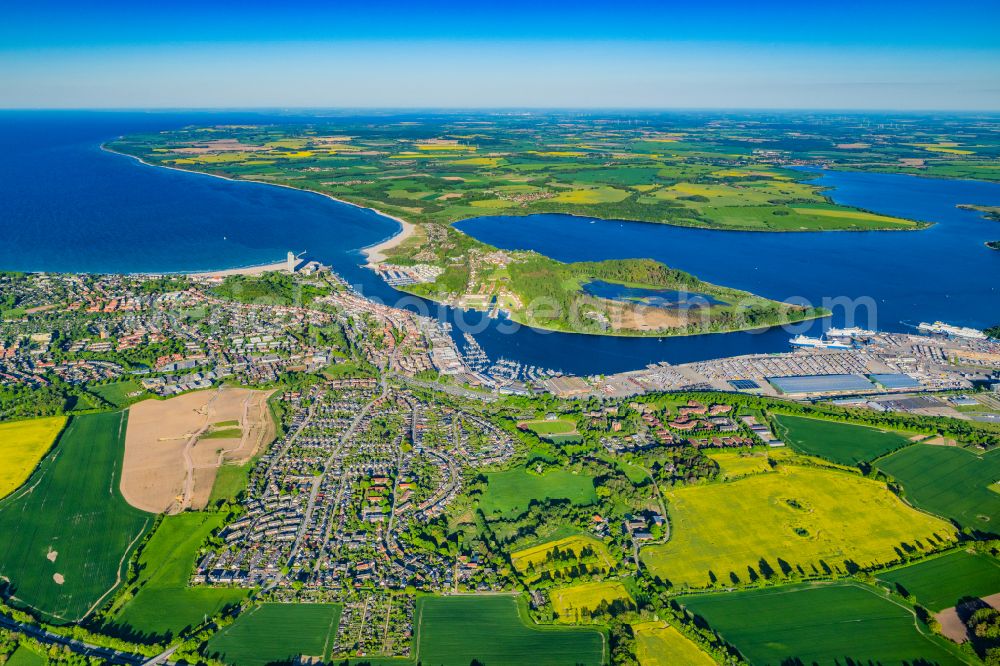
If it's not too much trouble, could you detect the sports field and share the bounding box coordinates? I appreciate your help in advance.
[0,416,65,498]
[877,550,1000,611]
[519,418,578,435]
[773,414,911,465]
[414,595,604,665]
[0,411,154,623]
[206,603,342,666]
[108,512,249,641]
[549,581,633,623]
[479,468,597,517]
[682,582,964,665]
[640,466,956,589]
[876,445,1000,529]
[632,621,715,666]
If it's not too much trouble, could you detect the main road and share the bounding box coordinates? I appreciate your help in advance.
[0,613,156,666]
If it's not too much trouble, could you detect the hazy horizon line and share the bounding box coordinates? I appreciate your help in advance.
[3,106,999,114]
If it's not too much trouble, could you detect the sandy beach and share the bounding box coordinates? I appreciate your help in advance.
[185,259,294,278]
[362,216,417,265]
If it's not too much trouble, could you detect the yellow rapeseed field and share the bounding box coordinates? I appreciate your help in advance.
[640,465,957,589]
[448,157,502,166]
[511,535,612,574]
[416,144,476,152]
[550,581,632,623]
[529,150,588,157]
[633,621,716,666]
[0,416,66,498]
[790,207,917,225]
[551,186,630,204]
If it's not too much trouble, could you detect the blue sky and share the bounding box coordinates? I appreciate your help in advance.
[2,0,999,109]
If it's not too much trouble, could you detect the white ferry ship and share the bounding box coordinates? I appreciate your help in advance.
[917,321,987,340]
[789,335,852,350]
[826,327,876,338]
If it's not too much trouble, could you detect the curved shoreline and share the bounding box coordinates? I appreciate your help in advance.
[104,145,926,281]
[102,143,415,271]
[95,145,974,343]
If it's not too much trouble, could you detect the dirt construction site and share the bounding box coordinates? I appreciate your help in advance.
[120,387,275,513]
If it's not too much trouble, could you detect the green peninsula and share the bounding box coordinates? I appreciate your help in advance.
[109,113,972,335]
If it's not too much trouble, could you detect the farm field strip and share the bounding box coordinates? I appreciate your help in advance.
[640,465,957,589]
[4,645,47,666]
[632,621,715,666]
[682,582,968,665]
[0,416,66,499]
[875,445,1000,529]
[773,414,912,465]
[414,595,604,666]
[876,549,1000,612]
[0,411,154,623]
[206,603,342,666]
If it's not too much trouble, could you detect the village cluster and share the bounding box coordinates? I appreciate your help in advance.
[599,399,782,454]
[197,383,514,606]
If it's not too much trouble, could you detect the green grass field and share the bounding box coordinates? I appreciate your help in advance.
[773,415,912,465]
[480,468,597,518]
[0,416,66,499]
[877,550,1000,611]
[200,428,242,440]
[415,595,604,666]
[632,621,715,666]
[640,465,956,589]
[0,411,154,623]
[5,645,47,666]
[208,463,253,505]
[707,451,772,480]
[88,380,146,408]
[876,445,1000,530]
[683,582,965,665]
[108,512,248,641]
[206,603,342,666]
